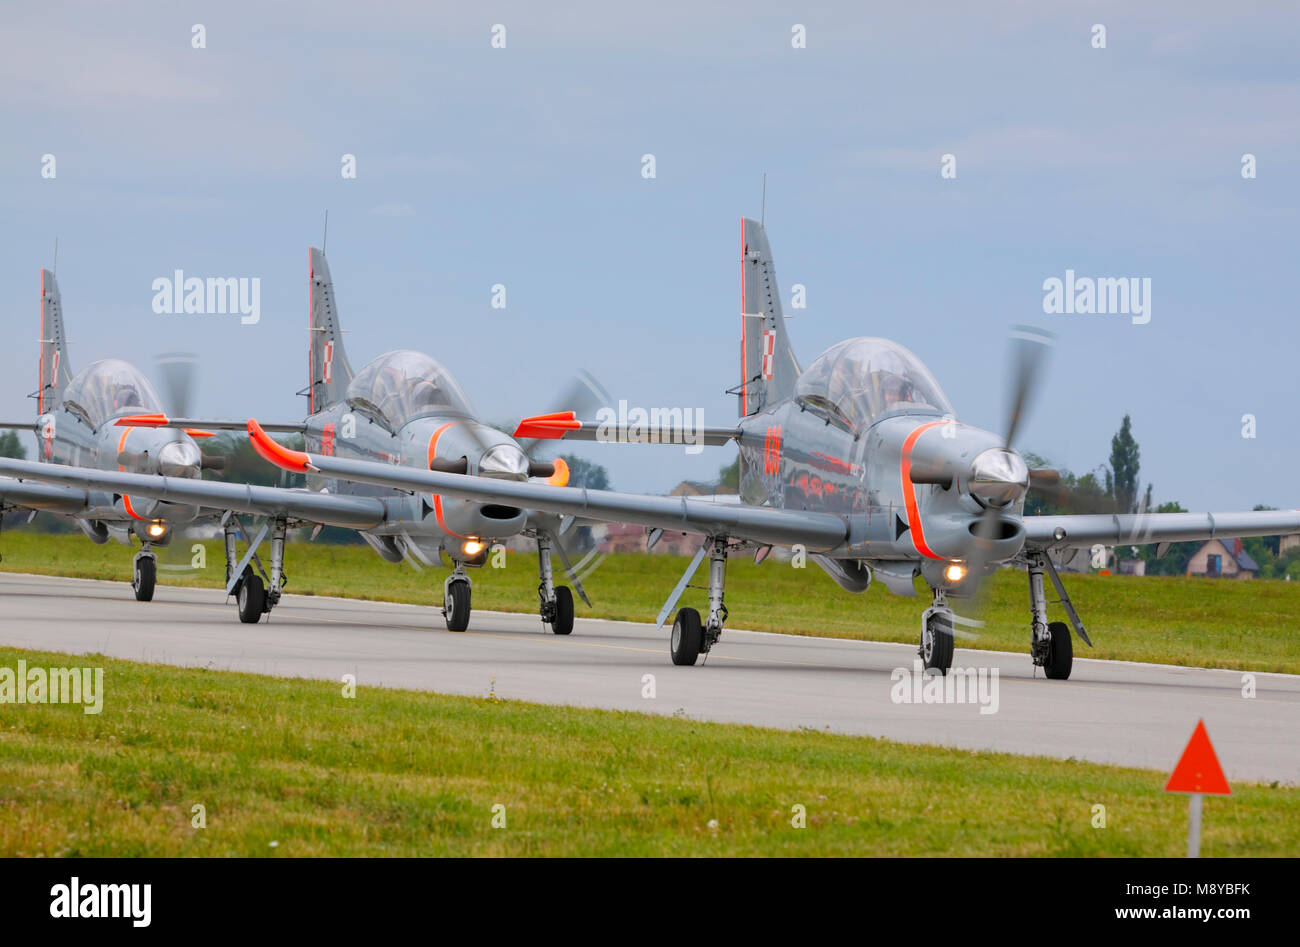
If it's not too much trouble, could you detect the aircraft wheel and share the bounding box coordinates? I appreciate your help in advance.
[922,610,954,675]
[237,572,265,623]
[132,557,156,602]
[1044,621,1073,680]
[549,585,574,636]
[670,607,703,666]
[445,581,471,632]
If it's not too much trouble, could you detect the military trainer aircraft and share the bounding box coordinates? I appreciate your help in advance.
[224,219,1299,681]
[8,224,1297,679]
[0,269,226,601]
[0,250,587,633]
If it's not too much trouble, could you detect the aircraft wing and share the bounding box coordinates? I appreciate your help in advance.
[1023,510,1300,550]
[0,459,386,529]
[113,414,307,433]
[249,421,845,549]
[0,476,89,514]
[513,412,739,446]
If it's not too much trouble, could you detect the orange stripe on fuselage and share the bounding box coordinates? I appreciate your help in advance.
[426,421,464,538]
[899,420,949,560]
[117,427,144,519]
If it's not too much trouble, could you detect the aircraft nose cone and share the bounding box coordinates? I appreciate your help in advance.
[478,443,530,480]
[969,448,1029,507]
[158,440,202,478]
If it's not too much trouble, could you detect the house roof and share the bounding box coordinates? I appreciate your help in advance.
[1199,538,1259,571]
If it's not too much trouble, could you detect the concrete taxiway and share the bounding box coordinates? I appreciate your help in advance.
[1,572,1296,784]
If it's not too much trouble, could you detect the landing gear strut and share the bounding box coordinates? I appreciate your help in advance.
[443,563,472,632]
[669,538,730,666]
[920,589,954,675]
[1027,552,1074,679]
[536,533,574,635]
[222,515,288,624]
[132,546,156,602]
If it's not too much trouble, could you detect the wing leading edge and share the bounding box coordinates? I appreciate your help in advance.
[1024,510,1300,550]
[249,421,845,550]
[0,458,386,528]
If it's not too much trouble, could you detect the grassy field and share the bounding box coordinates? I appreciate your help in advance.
[0,645,1294,857]
[2,530,1296,674]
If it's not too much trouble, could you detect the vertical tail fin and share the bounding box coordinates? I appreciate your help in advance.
[307,247,353,413]
[38,268,71,414]
[739,218,800,417]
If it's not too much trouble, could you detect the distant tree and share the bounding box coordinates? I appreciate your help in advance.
[1105,414,1140,514]
[1022,453,1116,516]
[1251,505,1281,557]
[560,455,610,491]
[1137,501,1198,575]
[0,431,26,460]
[202,433,306,488]
[717,455,739,491]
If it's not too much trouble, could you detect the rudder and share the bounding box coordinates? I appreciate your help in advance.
[307,247,354,413]
[739,218,800,417]
[38,268,71,414]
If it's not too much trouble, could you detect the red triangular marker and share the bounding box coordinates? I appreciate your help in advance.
[1165,720,1231,795]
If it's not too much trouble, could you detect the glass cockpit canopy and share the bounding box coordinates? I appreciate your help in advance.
[346,350,474,429]
[793,337,953,433]
[62,359,164,427]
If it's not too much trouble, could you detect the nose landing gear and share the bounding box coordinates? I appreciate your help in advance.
[920,593,955,675]
[132,547,156,602]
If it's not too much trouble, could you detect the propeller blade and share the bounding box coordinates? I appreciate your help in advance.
[516,370,610,458]
[156,352,198,419]
[1002,326,1054,449]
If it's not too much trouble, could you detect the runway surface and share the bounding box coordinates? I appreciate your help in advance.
[1,572,1297,784]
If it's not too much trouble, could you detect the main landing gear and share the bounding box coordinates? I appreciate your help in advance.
[1025,551,1091,680]
[665,537,731,666]
[535,533,574,635]
[223,515,289,624]
[132,546,157,602]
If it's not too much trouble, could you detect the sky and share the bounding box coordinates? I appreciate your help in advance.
[1,1,1297,509]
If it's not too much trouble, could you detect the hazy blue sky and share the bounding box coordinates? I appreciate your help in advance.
[2,1,1296,509]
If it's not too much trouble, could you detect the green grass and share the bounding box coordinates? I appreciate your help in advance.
[0,645,1293,856]
[4,531,1297,674]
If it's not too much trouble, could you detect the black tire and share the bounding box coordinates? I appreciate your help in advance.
[132,556,156,602]
[922,610,954,675]
[237,572,265,623]
[1044,620,1073,680]
[549,585,574,636]
[670,607,703,666]
[445,581,471,632]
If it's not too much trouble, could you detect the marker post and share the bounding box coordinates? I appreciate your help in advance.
[1164,719,1230,858]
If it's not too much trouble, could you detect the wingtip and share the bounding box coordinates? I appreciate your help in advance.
[513,410,580,440]
[248,419,315,472]
[115,414,170,428]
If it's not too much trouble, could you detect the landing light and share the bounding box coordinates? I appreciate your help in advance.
[944,563,966,583]
[146,522,167,539]
[462,540,486,557]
